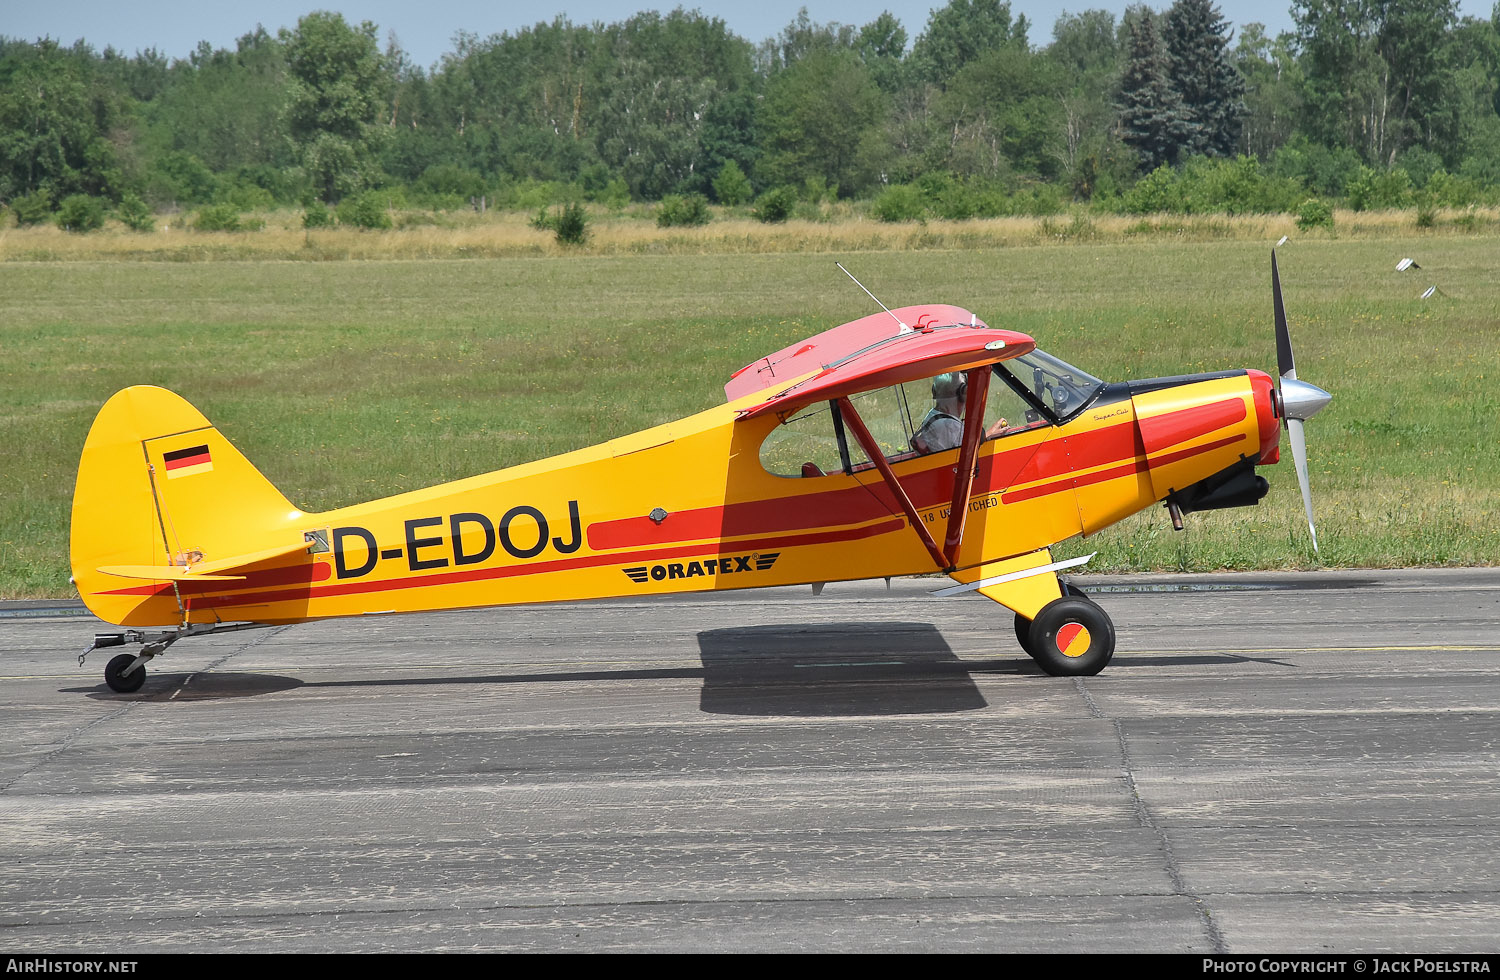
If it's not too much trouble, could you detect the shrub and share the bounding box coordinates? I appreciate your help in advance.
[656,193,711,227]
[753,185,797,223]
[1011,183,1064,216]
[1415,194,1437,228]
[1345,166,1412,211]
[193,204,242,232]
[415,164,487,201]
[871,184,927,222]
[595,176,631,211]
[55,194,107,233]
[1119,164,1179,214]
[11,191,53,227]
[1425,170,1484,208]
[712,160,752,206]
[115,193,155,232]
[552,201,589,245]
[336,193,392,230]
[219,181,275,211]
[1295,198,1334,231]
[303,202,331,228]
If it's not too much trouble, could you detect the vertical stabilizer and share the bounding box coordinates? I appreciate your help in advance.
[71,386,301,626]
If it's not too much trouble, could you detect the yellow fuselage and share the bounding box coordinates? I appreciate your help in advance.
[75,373,1270,628]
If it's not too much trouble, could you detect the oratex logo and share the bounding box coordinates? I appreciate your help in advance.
[623,552,779,584]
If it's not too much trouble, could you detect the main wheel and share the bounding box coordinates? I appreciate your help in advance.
[104,653,146,693]
[1013,582,1087,653]
[1026,596,1115,676]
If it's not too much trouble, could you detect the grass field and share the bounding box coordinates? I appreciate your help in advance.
[2,232,1496,597]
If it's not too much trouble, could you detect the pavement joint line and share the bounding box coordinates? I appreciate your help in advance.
[1092,682,1230,954]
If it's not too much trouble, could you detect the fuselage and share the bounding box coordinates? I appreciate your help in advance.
[84,362,1279,628]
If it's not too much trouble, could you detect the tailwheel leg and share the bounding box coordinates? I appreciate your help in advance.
[1024,593,1115,677]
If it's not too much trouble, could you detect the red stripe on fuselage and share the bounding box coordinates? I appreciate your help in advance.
[118,518,908,611]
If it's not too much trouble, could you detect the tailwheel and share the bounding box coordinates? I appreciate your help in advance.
[104,653,147,693]
[1025,596,1115,676]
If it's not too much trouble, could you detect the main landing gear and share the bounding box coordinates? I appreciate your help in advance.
[1013,583,1116,676]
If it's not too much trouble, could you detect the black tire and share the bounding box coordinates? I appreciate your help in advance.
[104,653,146,693]
[1013,582,1088,653]
[1026,596,1115,676]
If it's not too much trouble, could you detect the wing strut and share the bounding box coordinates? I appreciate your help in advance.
[835,397,950,571]
[942,366,991,565]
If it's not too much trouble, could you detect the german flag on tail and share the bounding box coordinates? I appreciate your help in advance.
[163,444,213,479]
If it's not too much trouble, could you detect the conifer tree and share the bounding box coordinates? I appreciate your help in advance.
[1117,9,1189,171]
[1163,0,1246,157]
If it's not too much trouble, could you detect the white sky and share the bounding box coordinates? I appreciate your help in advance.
[6,2,1493,69]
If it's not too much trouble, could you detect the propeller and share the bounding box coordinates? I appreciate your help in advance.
[1271,250,1333,554]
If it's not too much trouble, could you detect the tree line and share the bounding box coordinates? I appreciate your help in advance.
[3,0,1499,230]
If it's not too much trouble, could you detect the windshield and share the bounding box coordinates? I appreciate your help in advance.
[994,349,1105,421]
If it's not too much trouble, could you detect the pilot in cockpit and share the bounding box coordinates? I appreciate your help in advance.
[911,372,1009,455]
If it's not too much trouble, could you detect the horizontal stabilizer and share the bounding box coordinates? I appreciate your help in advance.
[97,565,246,582]
[97,537,314,582]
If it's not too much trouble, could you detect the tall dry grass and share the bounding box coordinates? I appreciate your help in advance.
[2,205,1496,262]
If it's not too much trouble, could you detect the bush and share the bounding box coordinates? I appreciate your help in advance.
[594,176,631,211]
[303,202,331,228]
[1345,166,1412,211]
[753,185,797,223]
[1424,170,1484,208]
[415,164,487,201]
[871,184,927,222]
[1011,183,1064,217]
[11,191,53,227]
[193,204,242,232]
[55,194,107,233]
[336,193,392,230]
[552,201,589,245]
[1295,198,1334,231]
[148,151,218,206]
[656,193,711,227]
[712,160,752,206]
[219,181,275,211]
[115,193,155,232]
[1119,165,1179,214]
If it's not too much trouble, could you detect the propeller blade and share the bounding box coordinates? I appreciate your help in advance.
[1286,418,1318,555]
[1272,250,1295,381]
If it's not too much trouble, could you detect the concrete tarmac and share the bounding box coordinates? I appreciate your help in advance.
[2,568,1498,953]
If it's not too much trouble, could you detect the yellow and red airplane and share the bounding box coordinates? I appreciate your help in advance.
[72,253,1329,692]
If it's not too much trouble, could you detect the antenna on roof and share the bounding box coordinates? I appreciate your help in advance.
[836,262,911,334]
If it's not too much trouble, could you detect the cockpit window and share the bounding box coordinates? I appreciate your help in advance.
[759,356,1104,479]
[994,350,1104,421]
[759,401,848,478]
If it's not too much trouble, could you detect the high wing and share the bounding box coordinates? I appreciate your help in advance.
[726,304,1034,418]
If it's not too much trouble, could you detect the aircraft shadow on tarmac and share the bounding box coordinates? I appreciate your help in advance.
[68,671,305,701]
[696,621,1015,716]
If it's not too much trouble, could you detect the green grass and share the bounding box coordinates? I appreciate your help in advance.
[2,236,1496,597]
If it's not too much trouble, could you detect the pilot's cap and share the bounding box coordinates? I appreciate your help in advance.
[931,372,966,400]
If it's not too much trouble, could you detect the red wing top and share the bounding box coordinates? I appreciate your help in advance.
[726,304,1035,419]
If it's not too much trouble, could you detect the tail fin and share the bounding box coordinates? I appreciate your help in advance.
[71,386,305,626]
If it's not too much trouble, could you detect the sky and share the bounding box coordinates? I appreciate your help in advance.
[6,1,1493,69]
